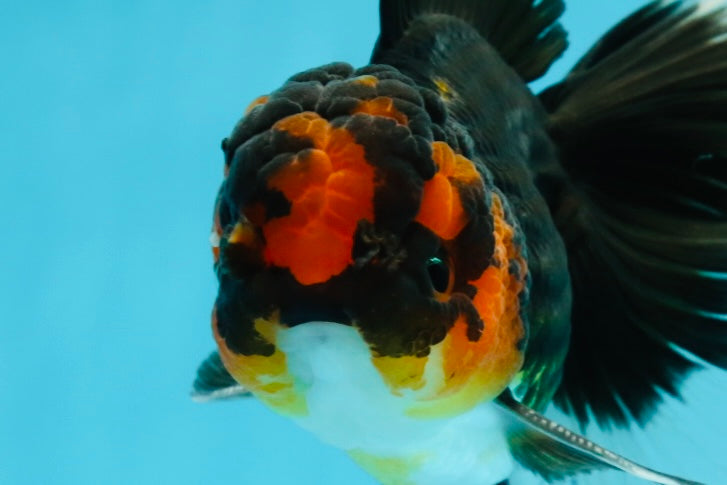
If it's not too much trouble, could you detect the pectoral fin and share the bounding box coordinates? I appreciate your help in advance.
[496,391,703,485]
[191,351,251,402]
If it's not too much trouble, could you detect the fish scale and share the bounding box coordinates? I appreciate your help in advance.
[194,1,727,484]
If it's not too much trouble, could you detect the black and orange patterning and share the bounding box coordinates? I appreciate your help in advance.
[210,63,530,414]
[198,1,727,483]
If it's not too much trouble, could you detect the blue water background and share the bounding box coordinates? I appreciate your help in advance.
[2,1,724,484]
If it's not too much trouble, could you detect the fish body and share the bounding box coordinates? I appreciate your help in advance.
[195,1,727,484]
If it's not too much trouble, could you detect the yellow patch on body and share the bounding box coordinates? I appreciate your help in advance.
[244,95,269,114]
[212,309,307,416]
[371,355,428,394]
[348,449,429,485]
[228,220,262,249]
[432,77,456,101]
[352,75,379,87]
[410,192,526,417]
[374,161,527,417]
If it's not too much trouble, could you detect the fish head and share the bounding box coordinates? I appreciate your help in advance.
[210,63,529,419]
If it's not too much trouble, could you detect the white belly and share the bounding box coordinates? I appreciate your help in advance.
[276,322,514,485]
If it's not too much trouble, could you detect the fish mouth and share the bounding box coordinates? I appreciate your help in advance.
[275,321,378,390]
[277,320,356,350]
[277,320,370,358]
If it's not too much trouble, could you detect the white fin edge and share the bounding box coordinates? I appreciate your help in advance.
[191,385,251,403]
[497,392,705,485]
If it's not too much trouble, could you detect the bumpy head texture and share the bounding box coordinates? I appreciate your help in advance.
[211,62,529,416]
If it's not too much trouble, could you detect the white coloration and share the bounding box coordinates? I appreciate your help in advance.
[694,0,726,18]
[276,321,514,485]
[209,230,221,249]
[693,1,727,48]
[190,384,250,402]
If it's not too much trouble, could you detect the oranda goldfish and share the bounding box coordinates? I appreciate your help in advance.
[193,1,727,483]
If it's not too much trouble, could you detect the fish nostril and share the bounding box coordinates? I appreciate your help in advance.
[352,220,405,269]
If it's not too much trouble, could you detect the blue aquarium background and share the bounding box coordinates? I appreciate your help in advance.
[2,1,725,484]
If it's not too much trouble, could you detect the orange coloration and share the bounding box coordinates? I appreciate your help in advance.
[353,97,408,125]
[212,307,307,416]
[352,75,378,87]
[445,194,526,394]
[440,315,492,393]
[274,111,329,139]
[244,95,269,114]
[415,142,481,240]
[406,193,527,418]
[243,203,267,227]
[268,149,333,202]
[372,355,428,394]
[264,112,375,285]
[229,220,262,249]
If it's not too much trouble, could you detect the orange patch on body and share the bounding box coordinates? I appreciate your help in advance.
[415,142,480,240]
[444,193,525,398]
[212,307,306,416]
[264,112,375,285]
[367,141,526,415]
[352,75,378,87]
[406,193,527,418]
[353,97,408,125]
[245,95,269,114]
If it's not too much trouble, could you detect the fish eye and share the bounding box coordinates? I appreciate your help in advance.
[427,256,451,294]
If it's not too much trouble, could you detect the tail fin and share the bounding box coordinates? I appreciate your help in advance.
[372,0,568,81]
[540,0,727,428]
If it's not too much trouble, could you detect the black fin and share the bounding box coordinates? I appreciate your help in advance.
[539,1,727,427]
[191,351,250,402]
[373,0,568,81]
[497,391,704,484]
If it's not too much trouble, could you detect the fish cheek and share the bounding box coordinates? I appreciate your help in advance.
[212,303,307,416]
[437,192,528,406]
[392,141,528,412]
[413,141,494,301]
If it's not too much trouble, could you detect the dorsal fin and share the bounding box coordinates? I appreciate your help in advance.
[372,0,568,81]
